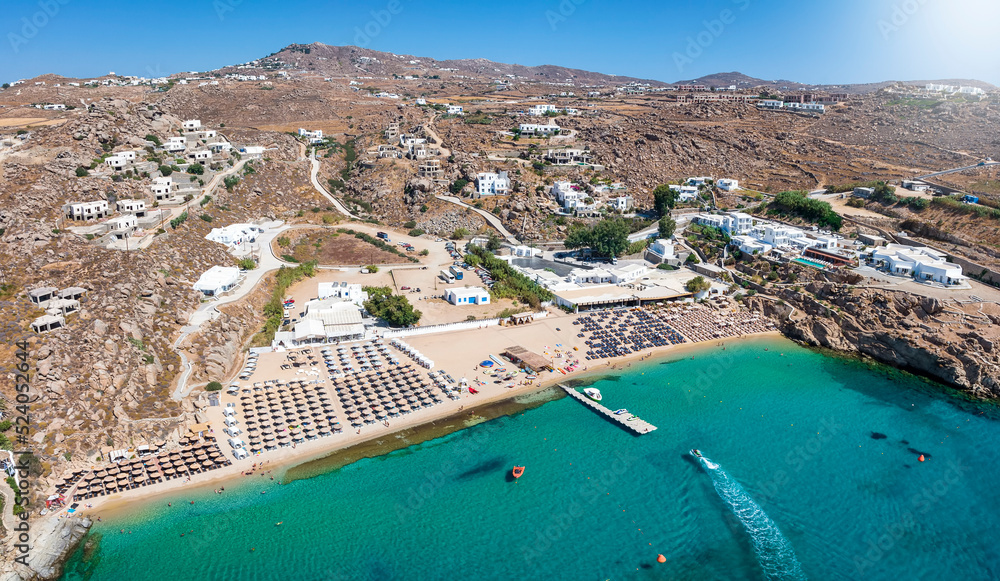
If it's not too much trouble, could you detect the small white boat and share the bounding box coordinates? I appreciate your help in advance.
[613,408,628,415]
[584,388,602,402]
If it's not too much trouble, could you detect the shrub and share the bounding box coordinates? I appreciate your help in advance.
[205,381,223,391]
[188,163,205,175]
[237,258,256,270]
[224,175,240,191]
[199,214,213,222]
[419,249,429,256]
[404,220,417,229]
[75,167,89,177]
[408,228,425,237]
[169,211,188,229]
[451,227,470,240]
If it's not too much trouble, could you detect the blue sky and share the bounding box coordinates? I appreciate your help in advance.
[2,0,998,85]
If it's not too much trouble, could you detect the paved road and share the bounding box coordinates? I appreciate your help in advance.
[916,161,998,180]
[628,213,695,242]
[434,194,519,244]
[308,149,359,220]
[171,223,292,400]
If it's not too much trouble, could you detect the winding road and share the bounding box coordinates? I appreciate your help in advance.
[308,148,359,220]
[433,194,519,244]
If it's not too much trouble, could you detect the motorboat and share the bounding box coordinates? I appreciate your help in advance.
[512,466,525,479]
[584,388,602,402]
[613,408,628,415]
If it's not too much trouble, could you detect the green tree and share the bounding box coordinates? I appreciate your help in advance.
[363,286,422,327]
[75,167,89,177]
[685,276,712,294]
[652,184,677,216]
[224,175,240,191]
[449,179,468,194]
[563,217,630,258]
[188,163,205,175]
[657,215,676,239]
[451,227,470,240]
[486,231,503,251]
[205,381,223,391]
[145,134,162,146]
[237,258,256,270]
[158,165,173,176]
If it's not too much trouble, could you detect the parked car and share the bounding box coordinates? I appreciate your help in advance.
[401,286,411,290]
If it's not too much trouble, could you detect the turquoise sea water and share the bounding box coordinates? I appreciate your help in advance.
[62,338,1000,580]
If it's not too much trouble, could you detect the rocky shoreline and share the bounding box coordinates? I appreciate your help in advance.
[1,516,91,581]
[746,279,1000,399]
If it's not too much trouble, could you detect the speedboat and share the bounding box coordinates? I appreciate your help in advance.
[613,408,628,415]
[584,388,602,402]
[690,449,702,458]
[512,466,525,479]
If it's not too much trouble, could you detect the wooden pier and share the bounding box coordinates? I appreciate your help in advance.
[559,384,657,435]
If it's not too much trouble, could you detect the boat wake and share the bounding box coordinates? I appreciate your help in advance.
[695,454,806,580]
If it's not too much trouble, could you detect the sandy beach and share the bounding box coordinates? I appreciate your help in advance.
[74,305,781,520]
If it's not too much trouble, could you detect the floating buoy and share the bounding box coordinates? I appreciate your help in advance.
[918,455,925,462]
[657,554,667,563]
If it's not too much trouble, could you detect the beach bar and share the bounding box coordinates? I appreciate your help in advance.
[501,346,553,373]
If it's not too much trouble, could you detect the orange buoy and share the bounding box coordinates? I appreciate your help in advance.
[918,455,925,462]
[657,554,667,563]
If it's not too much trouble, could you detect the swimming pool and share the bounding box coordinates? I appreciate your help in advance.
[792,258,827,269]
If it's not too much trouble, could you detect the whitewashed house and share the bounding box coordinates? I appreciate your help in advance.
[64,200,109,221]
[445,287,490,305]
[867,244,966,286]
[519,123,560,136]
[717,179,740,191]
[528,104,558,116]
[476,171,510,196]
[446,105,464,115]
[151,176,176,201]
[205,224,262,250]
[117,199,147,217]
[317,282,368,306]
[105,214,137,236]
[182,119,202,131]
[669,184,699,202]
[609,196,634,212]
[193,266,240,296]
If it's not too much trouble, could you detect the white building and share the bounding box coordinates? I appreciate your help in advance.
[165,137,186,153]
[317,282,368,306]
[519,123,560,136]
[648,239,675,261]
[868,244,966,286]
[116,199,147,216]
[64,200,109,221]
[687,176,711,187]
[193,266,241,296]
[242,146,265,157]
[731,235,772,256]
[105,151,136,171]
[415,98,427,105]
[693,212,753,235]
[106,214,137,235]
[445,287,491,305]
[568,268,613,285]
[508,245,541,258]
[188,149,212,161]
[609,196,634,212]
[528,104,558,116]
[446,105,464,115]
[276,298,366,345]
[752,225,814,251]
[552,181,578,203]
[205,224,263,249]
[609,264,648,284]
[669,184,699,201]
[151,176,175,201]
[476,171,510,196]
[298,128,323,143]
[182,119,202,131]
[717,179,740,192]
